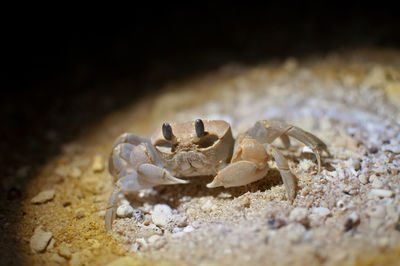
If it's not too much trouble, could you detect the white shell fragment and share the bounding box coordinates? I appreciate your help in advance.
[312,207,331,217]
[369,189,394,198]
[30,226,53,253]
[152,204,173,228]
[116,204,134,218]
[289,207,308,223]
[31,189,55,204]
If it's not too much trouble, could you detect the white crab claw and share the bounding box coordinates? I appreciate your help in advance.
[138,164,189,185]
[207,161,269,188]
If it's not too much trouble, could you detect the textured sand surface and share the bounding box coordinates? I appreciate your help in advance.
[7,50,400,265]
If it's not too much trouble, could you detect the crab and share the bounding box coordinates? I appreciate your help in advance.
[105,119,329,231]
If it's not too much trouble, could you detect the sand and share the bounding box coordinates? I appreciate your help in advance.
[6,49,400,265]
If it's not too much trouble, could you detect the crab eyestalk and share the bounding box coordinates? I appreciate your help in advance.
[162,122,173,140]
[162,122,178,144]
[195,119,205,138]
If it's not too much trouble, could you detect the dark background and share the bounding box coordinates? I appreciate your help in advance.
[2,2,400,194]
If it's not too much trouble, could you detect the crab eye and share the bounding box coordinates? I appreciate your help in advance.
[162,122,173,141]
[195,119,205,138]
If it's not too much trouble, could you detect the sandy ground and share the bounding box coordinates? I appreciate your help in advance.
[7,50,400,265]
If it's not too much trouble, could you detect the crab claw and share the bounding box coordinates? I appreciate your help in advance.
[207,161,269,188]
[137,164,189,185]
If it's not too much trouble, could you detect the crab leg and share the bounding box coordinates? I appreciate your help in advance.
[280,134,291,149]
[109,144,136,178]
[267,145,296,202]
[112,133,152,148]
[112,133,162,165]
[247,120,329,172]
[105,187,120,232]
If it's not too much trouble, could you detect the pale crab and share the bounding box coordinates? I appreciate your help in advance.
[106,119,329,231]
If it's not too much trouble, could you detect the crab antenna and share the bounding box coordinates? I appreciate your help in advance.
[162,122,174,141]
[195,119,205,137]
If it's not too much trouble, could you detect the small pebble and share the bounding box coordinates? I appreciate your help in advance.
[116,204,134,218]
[369,189,394,198]
[148,235,161,244]
[372,178,384,189]
[89,239,101,249]
[152,204,173,228]
[289,208,308,223]
[31,189,55,204]
[239,197,251,208]
[143,214,152,225]
[58,245,72,259]
[369,147,378,154]
[120,199,130,206]
[136,238,147,248]
[313,207,331,217]
[302,146,313,154]
[68,167,82,178]
[173,215,188,227]
[369,174,377,183]
[191,221,201,229]
[183,225,195,233]
[153,238,166,249]
[50,253,66,264]
[336,200,345,209]
[92,155,104,172]
[218,192,232,198]
[298,159,315,172]
[147,224,163,235]
[201,199,216,212]
[348,158,361,171]
[285,223,306,244]
[55,165,69,178]
[358,173,369,185]
[74,208,86,219]
[30,226,53,253]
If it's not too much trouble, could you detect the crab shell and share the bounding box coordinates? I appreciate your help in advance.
[151,120,234,177]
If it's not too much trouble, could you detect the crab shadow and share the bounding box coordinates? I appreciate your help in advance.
[125,168,285,210]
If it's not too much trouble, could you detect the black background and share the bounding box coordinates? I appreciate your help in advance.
[2,2,400,192]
